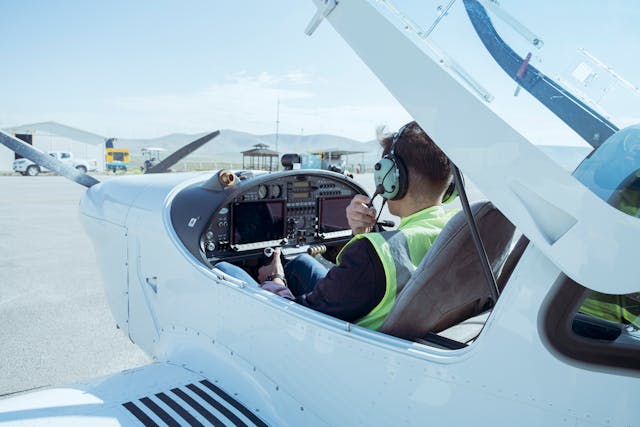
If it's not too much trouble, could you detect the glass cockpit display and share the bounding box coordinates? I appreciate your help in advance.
[232,201,285,245]
[319,196,352,233]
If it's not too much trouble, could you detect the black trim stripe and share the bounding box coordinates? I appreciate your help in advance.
[156,392,204,426]
[171,387,226,427]
[200,380,268,427]
[140,397,181,427]
[186,383,249,427]
[122,401,159,427]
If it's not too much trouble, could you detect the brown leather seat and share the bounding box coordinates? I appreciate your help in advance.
[378,201,515,341]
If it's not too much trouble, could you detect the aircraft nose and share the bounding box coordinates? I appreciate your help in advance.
[79,178,144,226]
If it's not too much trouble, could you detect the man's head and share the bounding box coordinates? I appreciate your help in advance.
[375,121,452,213]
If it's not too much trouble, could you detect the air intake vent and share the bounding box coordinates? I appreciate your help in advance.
[122,380,268,426]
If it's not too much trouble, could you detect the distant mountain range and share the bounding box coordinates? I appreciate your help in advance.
[118,129,381,164]
[4,121,381,166]
[3,121,593,171]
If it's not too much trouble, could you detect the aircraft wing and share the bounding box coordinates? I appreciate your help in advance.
[0,362,269,427]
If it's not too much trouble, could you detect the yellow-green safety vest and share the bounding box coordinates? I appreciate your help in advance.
[337,205,456,330]
[580,292,640,327]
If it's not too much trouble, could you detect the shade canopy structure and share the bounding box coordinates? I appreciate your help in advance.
[241,143,280,171]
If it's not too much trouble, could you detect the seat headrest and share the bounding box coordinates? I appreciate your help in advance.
[378,201,515,340]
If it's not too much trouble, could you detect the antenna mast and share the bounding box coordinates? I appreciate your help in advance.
[275,97,280,154]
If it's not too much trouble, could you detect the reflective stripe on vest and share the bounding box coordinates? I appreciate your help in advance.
[337,205,455,330]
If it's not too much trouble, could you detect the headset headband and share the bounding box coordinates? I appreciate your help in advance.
[389,121,415,158]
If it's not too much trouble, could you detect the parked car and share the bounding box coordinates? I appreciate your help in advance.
[13,151,97,176]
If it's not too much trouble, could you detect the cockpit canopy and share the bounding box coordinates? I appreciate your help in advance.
[574,125,640,217]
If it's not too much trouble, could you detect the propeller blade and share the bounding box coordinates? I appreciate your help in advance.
[145,130,221,174]
[0,131,100,188]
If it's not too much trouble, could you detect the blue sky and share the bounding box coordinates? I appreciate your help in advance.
[0,1,410,141]
[1,1,638,144]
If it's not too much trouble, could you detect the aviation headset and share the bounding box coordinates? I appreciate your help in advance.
[373,121,457,203]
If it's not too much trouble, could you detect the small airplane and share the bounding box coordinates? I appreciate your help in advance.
[0,1,638,426]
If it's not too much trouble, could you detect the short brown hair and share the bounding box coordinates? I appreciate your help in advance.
[379,121,452,197]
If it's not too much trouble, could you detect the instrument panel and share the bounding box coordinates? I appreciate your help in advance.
[200,171,366,263]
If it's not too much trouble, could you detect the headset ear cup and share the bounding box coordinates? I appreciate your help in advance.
[392,154,408,200]
[441,181,457,204]
[374,157,400,199]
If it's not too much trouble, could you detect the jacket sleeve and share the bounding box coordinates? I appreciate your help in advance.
[295,238,386,323]
[260,281,295,299]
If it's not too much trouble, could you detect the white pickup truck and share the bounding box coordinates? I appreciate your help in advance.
[13,151,97,176]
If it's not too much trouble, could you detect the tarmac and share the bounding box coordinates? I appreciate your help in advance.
[0,171,481,399]
[0,175,150,398]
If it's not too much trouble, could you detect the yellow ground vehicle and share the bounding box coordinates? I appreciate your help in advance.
[105,147,130,173]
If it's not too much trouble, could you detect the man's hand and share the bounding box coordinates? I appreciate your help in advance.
[258,247,285,283]
[346,195,377,235]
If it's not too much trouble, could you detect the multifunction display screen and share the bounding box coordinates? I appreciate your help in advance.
[318,196,352,233]
[232,201,285,244]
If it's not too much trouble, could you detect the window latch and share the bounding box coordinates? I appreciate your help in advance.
[305,0,339,36]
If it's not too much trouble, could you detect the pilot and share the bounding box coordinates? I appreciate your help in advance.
[217,121,456,330]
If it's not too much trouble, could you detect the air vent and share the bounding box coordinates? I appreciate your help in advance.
[122,380,268,427]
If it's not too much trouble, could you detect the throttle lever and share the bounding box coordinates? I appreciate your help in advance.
[261,247,278,267]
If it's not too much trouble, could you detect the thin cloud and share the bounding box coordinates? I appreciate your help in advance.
[2,72,408,140]
[104,71,407,140]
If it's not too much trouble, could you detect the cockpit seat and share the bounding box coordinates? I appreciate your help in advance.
[378,201,515,341]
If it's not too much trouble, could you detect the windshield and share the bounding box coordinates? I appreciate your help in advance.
[381,0,640,168]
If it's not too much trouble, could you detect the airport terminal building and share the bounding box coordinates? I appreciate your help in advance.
[0,122,107,173]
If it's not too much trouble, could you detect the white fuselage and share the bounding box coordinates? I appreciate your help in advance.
[1,1,637,425]
[76,172,637,426]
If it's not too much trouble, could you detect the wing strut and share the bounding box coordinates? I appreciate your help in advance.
[453,165,499,303]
